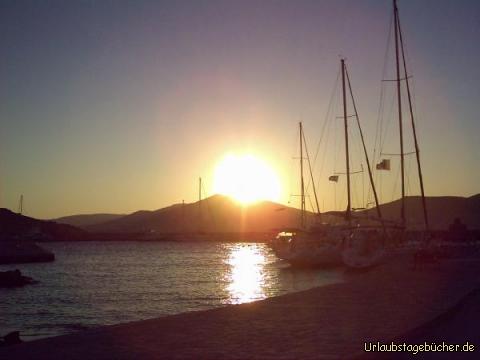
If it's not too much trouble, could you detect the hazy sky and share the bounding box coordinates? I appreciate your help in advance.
[0,0,479,218]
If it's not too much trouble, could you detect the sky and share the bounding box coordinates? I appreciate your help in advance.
[0,0,479,219]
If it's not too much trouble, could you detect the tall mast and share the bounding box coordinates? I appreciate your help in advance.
[301,130,321,217]
[396,5,429,232]
[341,59,351,223]
[394,0,406,226]
[344,65,384,225]
[299,122,306,228]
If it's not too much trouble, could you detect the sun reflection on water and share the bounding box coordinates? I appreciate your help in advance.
[225,244,267,304]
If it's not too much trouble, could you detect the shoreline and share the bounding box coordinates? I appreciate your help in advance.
[2,255,480,359]
[0,241,55,265]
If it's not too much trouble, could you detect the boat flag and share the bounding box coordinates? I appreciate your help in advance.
[329,175,339,182]
[376,159,391,170]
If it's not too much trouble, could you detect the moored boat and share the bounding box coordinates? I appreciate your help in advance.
[271,225,348,267]
[269,120,352,267]
[271,58,387,268]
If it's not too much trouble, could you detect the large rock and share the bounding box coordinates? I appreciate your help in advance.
[0,270,36,288]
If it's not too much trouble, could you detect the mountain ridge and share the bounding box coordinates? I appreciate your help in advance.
[53,213,126,227]
[85,194,480,233]
[0,209,87,241]
[1,194,478,242]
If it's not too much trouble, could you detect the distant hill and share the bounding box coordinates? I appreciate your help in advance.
[362,194,480,230]
[53,213,125,228]
[0,209,87,241]
[86,195,313,234]
[2,194,478,241]
[87,194,480,234]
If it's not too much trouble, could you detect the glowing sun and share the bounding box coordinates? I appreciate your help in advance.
[213,154,281,204]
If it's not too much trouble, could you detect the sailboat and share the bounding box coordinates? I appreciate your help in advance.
[343,0,432,268]
[270,58,388,268]
[336,58,388,269]
[272,0,430,268]
[389,0,429,236]
[269,122,347,267]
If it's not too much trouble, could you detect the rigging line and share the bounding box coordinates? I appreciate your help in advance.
[410,72,419,128]
[302,129,321,215]
[374,83,386,165]
[362,164,365,209]
[345,65,383,221]
[333,182,337,211]
[374,10,394,164]
[373,87,386,200]
[379,86,393,150]
[341,59,351,222]
[352,122,364,181]
[316,112,334,194]
[333,98,338,174]
[403,30,420,133]
[338,182,346,214]
[299,122,306,228]
[381,151,416,156]
[352,176,363,212]
[378,171,382,209]
[334,170,363,175]
[394,0,406,224]
[312,68,341,166]
[312,68,341,176]
[405,157,412,196]
[391,161,401,203]
[379,92,396,157]
[372,9,394,206]
[398,8,429,230]
[351,176,358,210]
[307,195,315,215]
[288,123,300,207]
[335,115,356,119]
[378,90,395,163]
[382,76,412,82]
[315,82,338,195]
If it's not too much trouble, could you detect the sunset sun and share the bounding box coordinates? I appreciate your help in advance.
[213,154,281,204]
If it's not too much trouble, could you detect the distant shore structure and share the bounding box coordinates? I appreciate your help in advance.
[17,194,24,215]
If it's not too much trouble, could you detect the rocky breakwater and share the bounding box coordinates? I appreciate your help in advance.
[0,269,37,288]
[0,241,55,265]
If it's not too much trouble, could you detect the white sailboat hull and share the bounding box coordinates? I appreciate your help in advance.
[270,229,346,267]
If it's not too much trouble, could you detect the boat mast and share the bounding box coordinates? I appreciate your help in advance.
[199,177,202,202]
[301,129,321,217]
[299,122,306,228]
[341,59,351,223]
[396,3,429,232]
[344,65,384,226]
[393,0,406,227]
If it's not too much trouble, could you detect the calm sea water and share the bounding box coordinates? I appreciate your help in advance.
[0,241,342,340]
